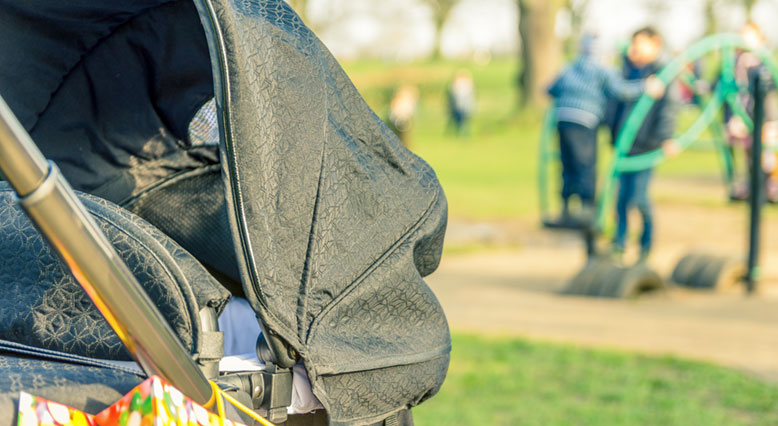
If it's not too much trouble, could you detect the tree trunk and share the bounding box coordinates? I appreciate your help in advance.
[518,0,563,107]
[703,0,717,35]
[564,0,589,58]
[433,13,446,58]
[426,0,458,58]
[743,0,757,18]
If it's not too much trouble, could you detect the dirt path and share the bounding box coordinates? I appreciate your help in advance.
[430,202,778,382]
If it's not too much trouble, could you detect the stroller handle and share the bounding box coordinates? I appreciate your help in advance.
[0,95,214,405]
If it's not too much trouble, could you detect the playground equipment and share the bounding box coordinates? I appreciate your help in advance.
[670,253,745,290]
[596,34,778,229]
[672,70,770,293]
[565,259,663,299]
[540,33,778,297]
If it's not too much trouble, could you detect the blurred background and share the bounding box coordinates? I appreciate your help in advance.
[288,1,778,424]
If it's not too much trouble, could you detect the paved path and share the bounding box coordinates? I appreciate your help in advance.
[429,207,778,381]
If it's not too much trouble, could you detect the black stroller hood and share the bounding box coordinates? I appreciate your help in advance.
[0,0,450,424]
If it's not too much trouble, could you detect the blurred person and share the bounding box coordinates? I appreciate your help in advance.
[447,69,475,136]
[547,33,664,223]
[678,59,708,106]
[608,26,678,263]
[389,84,420,147]
[724,22,778,202]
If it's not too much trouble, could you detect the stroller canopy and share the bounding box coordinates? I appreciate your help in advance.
[0,0,450,424]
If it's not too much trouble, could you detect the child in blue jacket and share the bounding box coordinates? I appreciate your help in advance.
[548,34,664,222]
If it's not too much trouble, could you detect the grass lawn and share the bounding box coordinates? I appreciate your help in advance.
[414,334,778,426]
[342,59,778,425]
[342,58,731,221]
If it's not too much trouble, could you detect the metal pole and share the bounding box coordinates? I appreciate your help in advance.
[583,227,597,261]
[0,96,214,405]
[745,70,766,294]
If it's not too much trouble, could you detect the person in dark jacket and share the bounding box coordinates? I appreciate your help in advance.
[609,26,679,262]
[724,22,778,202]
[548,33,664,222]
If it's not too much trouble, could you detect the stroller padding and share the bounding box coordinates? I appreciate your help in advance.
[0,354,143,425]
[0,184,230,361]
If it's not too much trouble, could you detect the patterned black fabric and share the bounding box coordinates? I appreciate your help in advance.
[0,184,230,361]
[0,0,449,423]
[196,1,450,423]
[0,0,213,200]
[0,354,143,425]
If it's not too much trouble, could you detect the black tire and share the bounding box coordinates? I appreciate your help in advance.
[564,261,598,295]
[565,259,615,295]
[598,266,628,298]
[671,253,708,287]
[693,256,745,290]
[616,264,665,298]
[689,256,724,288]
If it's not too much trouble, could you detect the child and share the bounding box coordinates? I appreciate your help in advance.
[548,34,664,223]
[608,27,679,262]
[725,22,778,202]
[448,69,475,137]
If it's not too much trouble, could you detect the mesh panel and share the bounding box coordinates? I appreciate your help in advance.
[188,98,219,146]
[124,168,243,295]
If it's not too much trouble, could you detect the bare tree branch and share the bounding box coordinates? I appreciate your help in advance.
[420,0,460,57]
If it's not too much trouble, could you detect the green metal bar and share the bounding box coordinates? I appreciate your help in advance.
[595,33,778,229]
[708,106,736,188]
[616,86,726,172]
[724,90,754,131]
[538,106,557,221]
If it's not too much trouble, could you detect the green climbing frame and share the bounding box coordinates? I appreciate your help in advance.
[597,33,778,229]
[536,33,778,230]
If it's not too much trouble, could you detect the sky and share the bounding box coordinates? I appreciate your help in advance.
[305,0,778,61]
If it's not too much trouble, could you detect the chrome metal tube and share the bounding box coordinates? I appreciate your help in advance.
[0,98,48,196]
[0,95,213,405]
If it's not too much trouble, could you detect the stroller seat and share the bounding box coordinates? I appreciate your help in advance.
[0,183,231,361]
[0,183,230,422]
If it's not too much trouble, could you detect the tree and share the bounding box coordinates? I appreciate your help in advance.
[517,0,564,107]
[740,0,758,17]
[703,0,759,34]
[420,0,459,58]
[564,0,590,57]
[703,0,718,35]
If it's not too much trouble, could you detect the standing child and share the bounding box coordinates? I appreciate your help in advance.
[448,69,475,137]
[548,34,664,224]
[388,84,420,147]
[608,27,678,263]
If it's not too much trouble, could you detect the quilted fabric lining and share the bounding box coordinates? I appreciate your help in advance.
[0,184,230,361]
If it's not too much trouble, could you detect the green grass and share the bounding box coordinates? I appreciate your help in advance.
[341,58,734,221]
[414,334,778,426]
[341,60,778,424]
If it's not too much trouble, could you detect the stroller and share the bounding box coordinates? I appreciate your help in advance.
[0,1,450,425]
